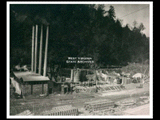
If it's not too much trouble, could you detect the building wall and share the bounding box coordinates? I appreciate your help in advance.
[22,83,48,96]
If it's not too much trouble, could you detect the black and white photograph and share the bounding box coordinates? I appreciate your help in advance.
[7,1,153,118]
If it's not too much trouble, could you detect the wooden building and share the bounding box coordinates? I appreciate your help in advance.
[13,71,49,96]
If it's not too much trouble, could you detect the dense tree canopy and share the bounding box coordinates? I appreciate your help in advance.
[10,4,149,68]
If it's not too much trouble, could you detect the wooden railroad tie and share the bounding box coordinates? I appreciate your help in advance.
[41,105,78,116]
[84,99,115,113]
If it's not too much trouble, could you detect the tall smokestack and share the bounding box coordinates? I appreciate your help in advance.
[43,26,49,76]
[38,25,43,75]
[34,25,38,73]
[31,26,35,72]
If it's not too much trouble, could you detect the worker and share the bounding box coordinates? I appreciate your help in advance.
[47,72,54,95]
[48,80,53,94]
[140,77,145,88]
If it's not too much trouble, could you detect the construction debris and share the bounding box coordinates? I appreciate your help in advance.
[14,65,29,71]
[16,110,34,116]
[85,95,150,116]
[73,86,97,93]
[138,96,150,105]
[120,77,132,84]
[116,98,136,107]
[10,77,22,95]
[97,85,126,93]
[121,72,130,78]
[132,73,145,79]
[72,84,126,94]
[84,99,114,113]
[41,105,78,116]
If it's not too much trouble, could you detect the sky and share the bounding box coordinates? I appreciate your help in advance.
[104,4,150,37]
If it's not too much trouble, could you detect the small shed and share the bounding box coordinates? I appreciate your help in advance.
[13,71,50,96]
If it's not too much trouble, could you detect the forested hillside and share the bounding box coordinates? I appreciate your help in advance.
[10,4,149,68]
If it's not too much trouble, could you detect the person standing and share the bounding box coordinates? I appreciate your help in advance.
[47,70,54,95]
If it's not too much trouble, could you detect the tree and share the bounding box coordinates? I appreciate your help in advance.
[138,23,145,32]
[108,5,116,19]
[10,4,149,68]
[133,20,138,28]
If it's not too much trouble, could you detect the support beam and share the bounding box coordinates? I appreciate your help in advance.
[38,25,43,75]
[22,84,25,97]
[42,83,44,94]
[34,25,38,73]
[31,84,33,94]
[31,26,35,72]
[43,26,49,76]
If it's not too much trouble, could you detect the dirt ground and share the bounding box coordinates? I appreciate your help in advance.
[10,81,150,116]
[122,104,150,115]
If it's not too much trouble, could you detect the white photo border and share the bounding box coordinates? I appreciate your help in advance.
[7,1,153,119]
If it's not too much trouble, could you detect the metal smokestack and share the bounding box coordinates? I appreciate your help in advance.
[31,26,35,72]
[34,25,38,73]
[38,25,43,75]
[43,26,49,76]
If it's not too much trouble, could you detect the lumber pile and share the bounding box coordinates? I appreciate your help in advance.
[41,105,78,116]
[97,85,125,93]
[92,107,119,115]
[115,98,136,111]
[16,110,34,116]
[73,84,125,93]
[84,99,114,113]
[73,86,97,93]
[138,96,150,105]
